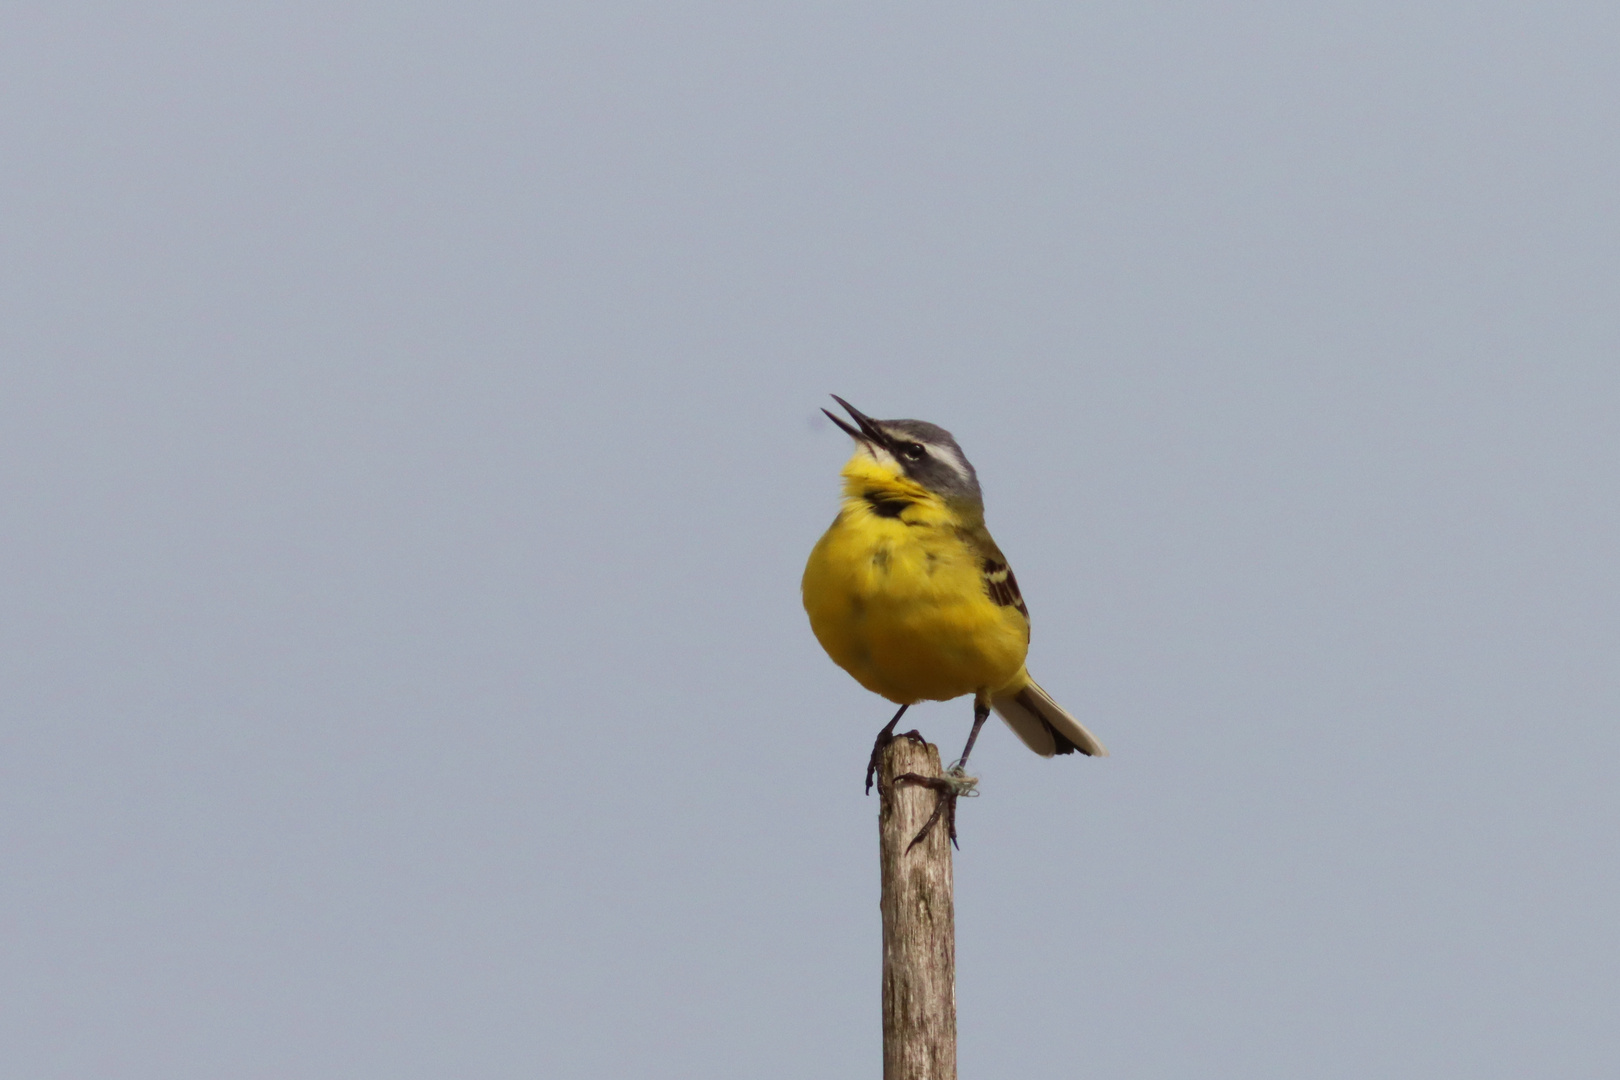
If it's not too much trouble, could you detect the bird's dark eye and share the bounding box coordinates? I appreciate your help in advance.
[900,442,926,462]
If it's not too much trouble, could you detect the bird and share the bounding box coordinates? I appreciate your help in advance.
[802,396,1107,840]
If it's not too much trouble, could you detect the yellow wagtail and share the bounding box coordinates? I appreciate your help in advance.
[803,396,1107,837]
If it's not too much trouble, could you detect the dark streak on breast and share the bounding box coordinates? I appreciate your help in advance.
[864,490,912,518]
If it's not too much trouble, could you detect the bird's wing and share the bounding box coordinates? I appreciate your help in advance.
[962,526,1029,620]
[981,555,1028,618]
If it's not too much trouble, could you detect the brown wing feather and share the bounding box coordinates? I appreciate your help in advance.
[981,556,1028,618]
[960,525,1030,623]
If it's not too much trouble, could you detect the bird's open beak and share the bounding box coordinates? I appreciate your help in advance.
[823,395,892,449]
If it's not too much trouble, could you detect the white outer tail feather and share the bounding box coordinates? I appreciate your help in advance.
[991,679,1109,758]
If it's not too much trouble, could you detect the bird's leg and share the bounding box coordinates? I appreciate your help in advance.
[893,697,990,848]
[901,696,992,849]
[865,704,922,795]
[949,695,992,777]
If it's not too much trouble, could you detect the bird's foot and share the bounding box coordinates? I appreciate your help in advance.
[895,766,979,851]
[866,726,927,796]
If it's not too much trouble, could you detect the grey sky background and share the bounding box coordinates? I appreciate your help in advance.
[3,4,1618,1078]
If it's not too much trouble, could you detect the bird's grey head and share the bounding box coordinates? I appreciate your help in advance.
[823,395,983,507]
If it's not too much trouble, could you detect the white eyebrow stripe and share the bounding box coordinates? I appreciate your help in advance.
[925,441,971,482]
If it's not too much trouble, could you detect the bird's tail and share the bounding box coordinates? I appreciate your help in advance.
[991,677,1109,758]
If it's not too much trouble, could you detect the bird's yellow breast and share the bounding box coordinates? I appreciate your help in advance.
[801,455,1029,705]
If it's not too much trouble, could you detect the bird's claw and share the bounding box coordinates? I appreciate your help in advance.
[894,768,979,851]
[866,726,927,796]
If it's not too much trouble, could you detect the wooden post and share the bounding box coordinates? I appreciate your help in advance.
[878,736,957,1080]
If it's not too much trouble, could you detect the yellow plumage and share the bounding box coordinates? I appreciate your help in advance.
[802,453,1030,705]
